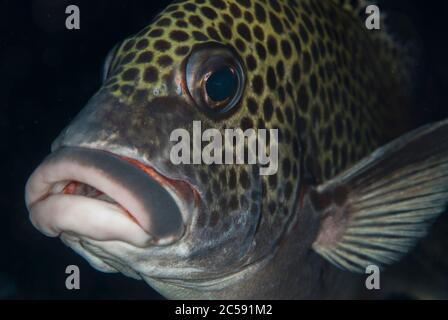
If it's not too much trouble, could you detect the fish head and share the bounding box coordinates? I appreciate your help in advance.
[25,0,304,296]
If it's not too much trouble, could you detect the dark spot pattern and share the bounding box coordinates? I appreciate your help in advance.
[170,30,189,42]
[143,66,158,83]
[154,39,171,52]
[122,68,139,81]
[104,0,412,241]
[237,23,252,41]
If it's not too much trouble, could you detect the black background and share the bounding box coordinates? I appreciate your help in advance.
[0,0,447,299]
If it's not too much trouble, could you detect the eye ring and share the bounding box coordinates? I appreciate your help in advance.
[185,43,245,116]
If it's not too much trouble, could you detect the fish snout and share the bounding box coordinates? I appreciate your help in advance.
[25,147,196,247]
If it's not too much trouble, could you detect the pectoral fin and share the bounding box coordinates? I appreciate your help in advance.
[312,119,448,273]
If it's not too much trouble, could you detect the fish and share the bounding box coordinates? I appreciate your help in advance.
[25,0,448,299]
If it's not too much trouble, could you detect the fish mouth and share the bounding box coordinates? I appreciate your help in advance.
[25,147,197,247]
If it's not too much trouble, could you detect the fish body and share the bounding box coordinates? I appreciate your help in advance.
[25,0,448,299]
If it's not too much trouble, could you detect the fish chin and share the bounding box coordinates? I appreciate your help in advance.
[25,147,194,249]
[59,233,145,279]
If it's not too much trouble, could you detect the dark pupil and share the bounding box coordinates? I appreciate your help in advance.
[205,67,238,102]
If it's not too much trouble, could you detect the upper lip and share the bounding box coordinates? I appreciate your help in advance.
[25,147,197,247]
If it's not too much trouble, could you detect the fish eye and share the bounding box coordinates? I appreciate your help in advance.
[205,67,238,103]
[102,43,120,83]
[186,44,245,115]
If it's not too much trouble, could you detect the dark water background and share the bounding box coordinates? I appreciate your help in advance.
[0,0,447,299]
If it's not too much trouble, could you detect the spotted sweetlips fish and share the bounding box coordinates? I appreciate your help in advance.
[25,0,448,299]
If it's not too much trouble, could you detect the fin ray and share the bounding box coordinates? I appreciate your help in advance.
[313,119,448,273]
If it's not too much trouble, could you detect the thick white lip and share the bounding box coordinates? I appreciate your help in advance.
[25,148,187,247]
[29,194,152,246]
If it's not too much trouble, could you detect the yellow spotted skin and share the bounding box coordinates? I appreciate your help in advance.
[100,0,413,259]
